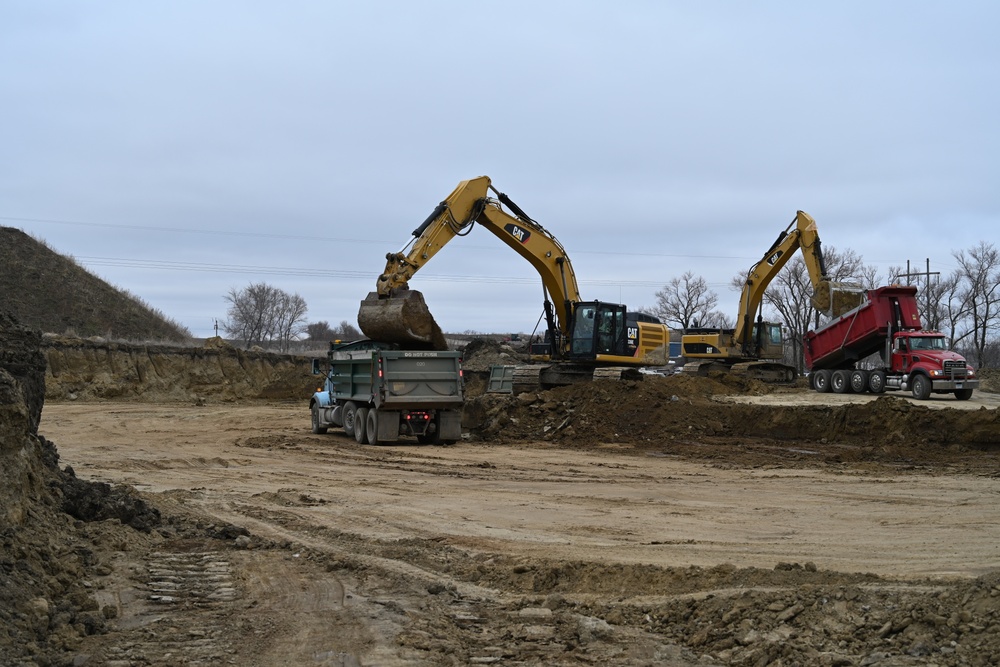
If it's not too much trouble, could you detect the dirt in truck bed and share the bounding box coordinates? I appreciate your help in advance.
[5,329,1000,666]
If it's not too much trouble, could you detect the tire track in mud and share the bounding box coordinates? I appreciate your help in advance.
[209,500,705,666]
[98,549,239,666]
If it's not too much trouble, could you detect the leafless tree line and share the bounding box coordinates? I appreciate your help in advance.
[222,282,364,351]
[654,241,1000,371]
[222,282,308,352]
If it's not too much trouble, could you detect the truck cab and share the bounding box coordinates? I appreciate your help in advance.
[889,331,978,400]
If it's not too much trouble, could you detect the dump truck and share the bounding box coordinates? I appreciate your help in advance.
[803,285,978,400]
[310,340,464,444]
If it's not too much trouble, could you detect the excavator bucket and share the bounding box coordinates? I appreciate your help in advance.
[357,290,449,351]
[814,281,867,318]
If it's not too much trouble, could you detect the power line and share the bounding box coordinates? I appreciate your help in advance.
[4,214,754,261]
[75,255,671,288]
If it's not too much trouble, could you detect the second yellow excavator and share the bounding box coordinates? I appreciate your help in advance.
[681,211,864,382]
[357,175,671,389]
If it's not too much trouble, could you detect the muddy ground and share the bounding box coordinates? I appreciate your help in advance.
[4,333,1000,666]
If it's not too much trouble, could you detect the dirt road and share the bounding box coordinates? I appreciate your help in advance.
[40,397,1000,666]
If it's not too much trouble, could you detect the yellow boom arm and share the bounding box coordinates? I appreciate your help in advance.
[375,175,583,340]
[732,211,829,345]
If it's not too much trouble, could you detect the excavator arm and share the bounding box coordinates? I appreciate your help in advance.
[362,175,583,351]
[683,210,863,377]
[733,210,830,349]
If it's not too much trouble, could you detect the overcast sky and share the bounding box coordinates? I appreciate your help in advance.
[3,2,998,339]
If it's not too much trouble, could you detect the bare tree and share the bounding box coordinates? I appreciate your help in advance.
[222,282,309,351]
[937,271,972,348]
[306,321,336,341]
[306,319,362,342]
[953,242,1000,366]
[654,272,719,330]
[335,320,362,339]
[273,291,308,352]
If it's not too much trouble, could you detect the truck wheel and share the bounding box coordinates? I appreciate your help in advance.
[354,407,369,444]
[311,404,328,434]
[832,370,851,394]
[813,370,832,393]
[342,401,358,438]
[954,388,974,401]
[868,370,886,394]
[849,370,869,394]
[366,409,380,445]
[911,375,932,400]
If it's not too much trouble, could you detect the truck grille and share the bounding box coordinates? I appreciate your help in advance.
[943,360,968,377]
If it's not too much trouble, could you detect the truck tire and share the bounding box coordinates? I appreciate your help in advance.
[955,388,974,400]
[868,370,886,394]
[366,409,380,446]
[911,375,932,400]
[832,370,851,394]
[311,404,328,434]
[342,401,358,438]
[849,370,869,394]
[813,370,832,393]
[354,407,369,444]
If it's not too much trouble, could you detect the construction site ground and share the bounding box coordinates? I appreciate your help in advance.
[34,369,1000,667]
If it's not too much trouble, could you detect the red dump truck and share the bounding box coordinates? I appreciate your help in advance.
[803,285,978,400]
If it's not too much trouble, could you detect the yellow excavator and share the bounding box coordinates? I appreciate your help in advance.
[681,211,864,382]
[357,175,671,389]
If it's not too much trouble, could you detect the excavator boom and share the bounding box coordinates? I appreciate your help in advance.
[359,176,583,352]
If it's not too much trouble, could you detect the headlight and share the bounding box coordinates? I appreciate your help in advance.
[967,367,977,378]
[930,370,943,377]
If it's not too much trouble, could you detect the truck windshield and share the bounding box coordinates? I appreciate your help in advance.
[909,337,947,351]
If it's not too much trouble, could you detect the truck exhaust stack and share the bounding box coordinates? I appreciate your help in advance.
[357,289,449,351]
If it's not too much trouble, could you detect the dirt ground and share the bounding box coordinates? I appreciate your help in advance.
[32,372,1000,667]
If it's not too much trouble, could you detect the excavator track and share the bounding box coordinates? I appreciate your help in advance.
[682,360,796,384]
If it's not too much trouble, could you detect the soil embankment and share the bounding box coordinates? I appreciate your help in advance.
[42,335,315,402]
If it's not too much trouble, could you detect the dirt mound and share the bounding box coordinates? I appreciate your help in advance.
[460,336,528,371]
[0,226,190,341]
[464,375,1000,467]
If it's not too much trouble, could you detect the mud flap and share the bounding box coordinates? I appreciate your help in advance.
[375,409,400,442]
[437,410,462,441]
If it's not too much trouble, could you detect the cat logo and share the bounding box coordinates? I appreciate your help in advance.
[767,249,784,266]
[504,223,530,244]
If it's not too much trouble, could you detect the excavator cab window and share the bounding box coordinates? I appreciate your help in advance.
[571,305,596,356]
[570,302,627,359]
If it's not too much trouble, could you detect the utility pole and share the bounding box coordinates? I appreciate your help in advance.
[899,259,940,327]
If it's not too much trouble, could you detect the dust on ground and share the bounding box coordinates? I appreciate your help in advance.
[5,330,1000,666]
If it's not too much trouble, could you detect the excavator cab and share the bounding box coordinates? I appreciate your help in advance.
[750,322,785,359]
[569,302,628,360]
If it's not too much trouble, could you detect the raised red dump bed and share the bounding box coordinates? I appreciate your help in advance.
[803,285,921,371]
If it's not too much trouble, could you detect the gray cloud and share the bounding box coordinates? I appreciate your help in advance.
[2,1,997,337]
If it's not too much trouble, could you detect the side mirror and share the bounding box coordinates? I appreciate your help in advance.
[311,358,322,375]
